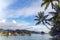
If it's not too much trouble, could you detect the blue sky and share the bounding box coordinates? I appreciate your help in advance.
[0,0,53,33]
[8,0,38,9]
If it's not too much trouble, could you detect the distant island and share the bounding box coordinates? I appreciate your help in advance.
[0,29,45,36]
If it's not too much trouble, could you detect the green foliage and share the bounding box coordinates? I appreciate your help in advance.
[34,11,51,30]
[41,0,59,10]
[35,0,60,36]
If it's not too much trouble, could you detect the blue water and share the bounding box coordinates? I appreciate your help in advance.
[0,34,52,40]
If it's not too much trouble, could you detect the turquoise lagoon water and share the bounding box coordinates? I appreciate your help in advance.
[0,34,52,40]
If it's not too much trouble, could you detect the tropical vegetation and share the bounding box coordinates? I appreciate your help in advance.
[35,0,60,37]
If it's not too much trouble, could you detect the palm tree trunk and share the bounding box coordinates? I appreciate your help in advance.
[44,24,51,30]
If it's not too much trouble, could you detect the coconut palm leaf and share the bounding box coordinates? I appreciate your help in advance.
[41,0,50,6]
[44,15,49,18]
[36,21,41,25]
[42,21,50,29]
[45,2,50,10]
[45,21,52,25]
[35,16,39,18]
[34,19,39,21]
[34,11,51,30]
[41,0,59,10]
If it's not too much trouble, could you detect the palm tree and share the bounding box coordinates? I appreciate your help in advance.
[49,4,60,36]
[41,0,59,10]
[49,3,60,25]
[34,12,51,30]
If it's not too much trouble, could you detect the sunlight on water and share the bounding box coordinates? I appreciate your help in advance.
[0,34,52,40]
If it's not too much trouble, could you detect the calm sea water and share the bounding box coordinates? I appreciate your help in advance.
[0,34,52,40]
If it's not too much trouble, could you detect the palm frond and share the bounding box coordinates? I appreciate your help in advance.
[49,12,56,16]
[42,21,51,30]
[35,16,39,18]
[36,21,41,25]
[34,19,39,21]
[44,15,49,18]
[41,1,47,6]
[45,21,52,26]
[45,2,50,10]
[51,2,54,8]
[35,11,51,30]
[38,12,44,18]
[41,0,59,10]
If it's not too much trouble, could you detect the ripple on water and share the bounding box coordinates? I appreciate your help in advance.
[0,34,52,40]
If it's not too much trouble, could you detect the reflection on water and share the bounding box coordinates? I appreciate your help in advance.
[50,37,60,40]
[0,34,54,40]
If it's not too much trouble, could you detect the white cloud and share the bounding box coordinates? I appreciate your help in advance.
[0,19,50,33]
[0,20,31,30]
[5,0,55,18]
[12,20,16,24]
[4,0,44,18]
[0,0,16,19]
[0,0,53,19]
[0,0,54,19]
[27,25,51,33]
[0,0,52,32]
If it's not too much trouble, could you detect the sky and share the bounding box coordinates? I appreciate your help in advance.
[0,0,53,33]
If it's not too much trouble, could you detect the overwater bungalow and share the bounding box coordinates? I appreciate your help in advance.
[7,32,12,36]
[13,32,18,36]
[0,29,32,36]
[25,31,31,36]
